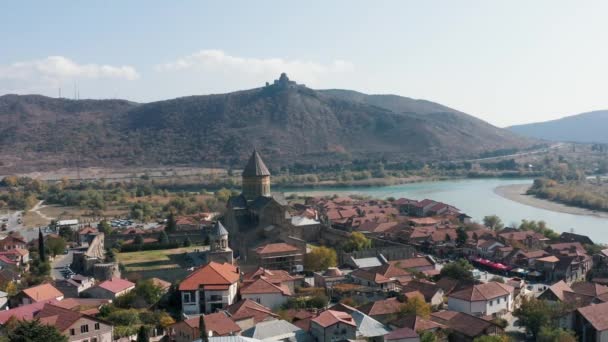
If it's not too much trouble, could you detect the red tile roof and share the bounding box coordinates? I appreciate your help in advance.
[390,257,434,269]
[21,283,63,302]
[312,310,356,328]
[255,243,300,255]
[179,262,239,291]
[36,304,102,332]
[385,327,418,340]
[183,312,241,336]
[358,297,402,316]
[243,267,297,284]
[240,278,291,296]
[96,278,135,294]
[579,302,608,331]
[226,299,278,323]
[449,282,514,302]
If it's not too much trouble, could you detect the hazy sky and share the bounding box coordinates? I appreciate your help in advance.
[2,1,608,127]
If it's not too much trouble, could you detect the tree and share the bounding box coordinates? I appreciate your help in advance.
[38,228,46,262]
[4,282,17,297]
[304,246,337,272]
[343,232,372,252]
[158,231,169,244]
[420,331,437,342]
[136,325,149,342]
[58,226,74,241]
[473,336,510,342]
[97,220,112,235]
[444,233,451,242]
[7,319,68,342]
[483,215,504,230]
[199,315,209,342]
[456,227,468,246]
[399,296,431,319]
[440,259,474,282]
[165,212,177,233]
[134,235,144,246]
[513,298,567,338]
[47,237,67,257]
[490,276,505,283]
[183,237,192,247]
[537,326,576,342]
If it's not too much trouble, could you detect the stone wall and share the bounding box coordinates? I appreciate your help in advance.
[104,228,207,248]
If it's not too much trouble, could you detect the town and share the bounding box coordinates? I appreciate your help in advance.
[0,150,605,342]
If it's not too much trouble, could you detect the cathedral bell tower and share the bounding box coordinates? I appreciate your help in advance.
[241,149,271,201]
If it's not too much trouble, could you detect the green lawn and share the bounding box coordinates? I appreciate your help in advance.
[116,246,203,271]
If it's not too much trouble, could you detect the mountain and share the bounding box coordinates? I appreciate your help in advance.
[0,74,534,172]
[508,110,608,143]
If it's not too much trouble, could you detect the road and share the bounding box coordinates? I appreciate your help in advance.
[458,143,565,163]
[51,250,74,280]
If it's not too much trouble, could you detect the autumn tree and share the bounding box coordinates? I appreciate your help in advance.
[398,296,431,319]
[537,326,576,342]
[343,232,372,252]
[304,246,337,272]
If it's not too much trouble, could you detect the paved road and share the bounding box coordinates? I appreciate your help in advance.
[51,250,74,280]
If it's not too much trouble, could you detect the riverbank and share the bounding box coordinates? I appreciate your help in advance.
[494,184,608,219]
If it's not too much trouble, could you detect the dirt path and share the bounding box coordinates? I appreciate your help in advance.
[29,200,55,221]
[494,184,608,219]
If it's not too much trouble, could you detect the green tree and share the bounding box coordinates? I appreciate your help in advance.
[483,215,504,230]
[38,228,46,262]
[58,226,74,241]
[420,331,437,342]
[165,212,177,233]
[158,231,169,244]
[398,296,431,319]
[134,235,144,246]
[7,319,68,342]
[513,298,560,338]
[183,237,192,247]
[97,220,112,235]
[344,232,372,252]
[537,326,576,342]
[456,227,468,246]
[136,325,149,342]
[473,336,510,342]
[215,188,232,203]
[47,237,67,257]
[440,259,474,282]
[304,246,337,272]
[199,315,209,342]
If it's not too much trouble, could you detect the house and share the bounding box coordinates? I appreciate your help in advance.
[242,267,302,293]
[170,312,241,342]
[310,310,357,342]
[409,199,438,217]
[325,304,391,341]
[179,262,240,315]
[253,243,304,272]
[431,311,503,342]
[150,277,172,293]
[35,303,113,342]
[577,301,608,341]
[0,235,27,251]
[77,226,100,245]
[225,299,278,330]
[401,281,444,307]
[350,268,398,292]
[85,278,135,300]
[384,327,419,342]
[0,248,29,265]
[559,232,594,245]
[346,256,385,269]
[55,275,95,298]
[388,314,443,335]
[314,267,347,289]
[241,319,309,342]
[240,278,291,310]
[447,282,514,317]
[358,297,403,324]
[536,254,591,283]
[13,283,64,306]
[389,256,436,273]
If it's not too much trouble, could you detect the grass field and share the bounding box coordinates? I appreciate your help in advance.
[116,246,207,282]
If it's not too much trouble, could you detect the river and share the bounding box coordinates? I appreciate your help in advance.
[283,178,608,244]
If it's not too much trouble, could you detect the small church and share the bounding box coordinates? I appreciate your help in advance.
[224,150,290,255]
[206,221,234,265]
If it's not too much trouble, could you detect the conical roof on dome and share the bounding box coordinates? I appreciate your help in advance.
[242,150,271,177]
[211,221,229,237]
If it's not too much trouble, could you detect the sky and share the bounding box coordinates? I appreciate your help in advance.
[1,1,608,127]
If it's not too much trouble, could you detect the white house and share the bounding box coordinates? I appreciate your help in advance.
[447,281,514,317]
[240,278,291,310]
[179,262,240,315]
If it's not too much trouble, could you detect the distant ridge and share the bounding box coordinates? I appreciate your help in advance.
[0,74,534,172]
[508,110,608,143]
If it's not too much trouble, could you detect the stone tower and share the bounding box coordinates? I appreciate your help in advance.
[241,149,271,200]
[207,221,234,264]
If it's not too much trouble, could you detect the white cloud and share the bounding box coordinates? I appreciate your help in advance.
[0,56,139,94]
[155,49,354,86]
